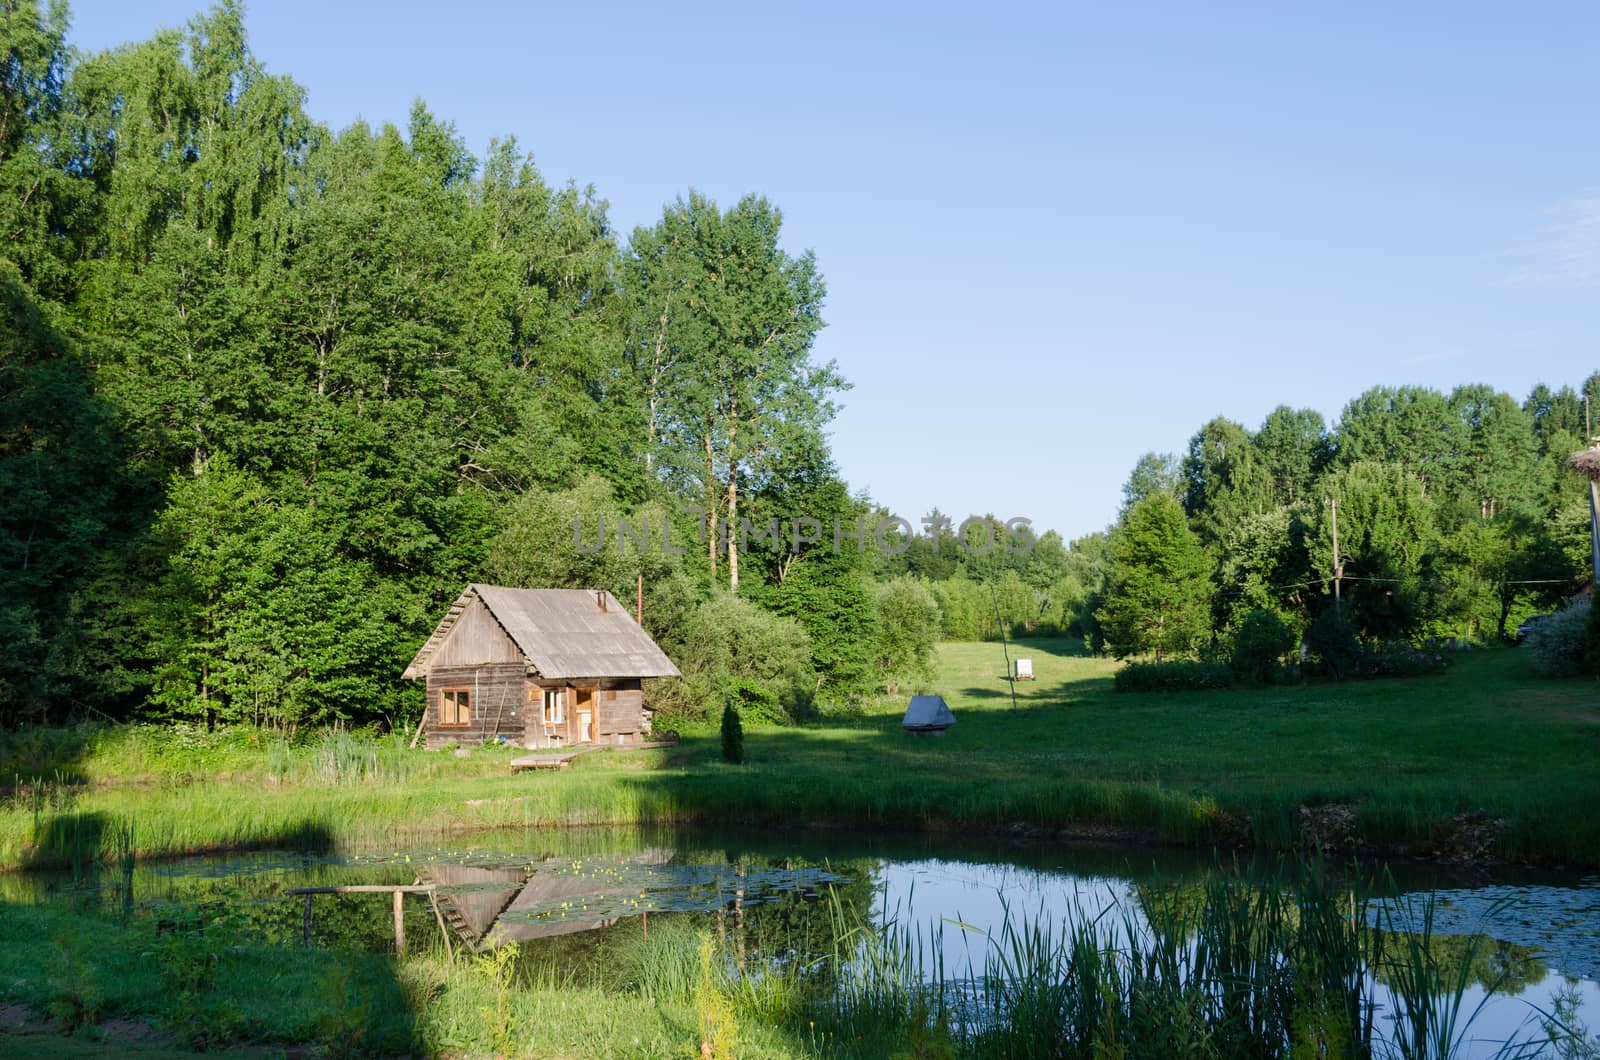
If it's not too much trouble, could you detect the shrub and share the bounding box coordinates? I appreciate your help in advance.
[1305,607,1360,680]
[664,594,815,724]
[1356,641,1451,677]
[872,577,942,694]
[766,563,878,698]
[720,705,744,764]
[1586,596,1600,676]
[720,678,786,726]
[1114,660,1233,693]
[1525,598,1592,677]
[1230,610,1298,683]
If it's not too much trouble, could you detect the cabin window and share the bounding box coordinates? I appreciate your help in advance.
[439,688,470,727]
[543,688,565,725]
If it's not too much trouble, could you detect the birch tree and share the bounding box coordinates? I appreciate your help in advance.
[632,191,841,590]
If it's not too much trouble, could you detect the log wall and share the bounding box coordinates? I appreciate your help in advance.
[424,663,528,749]
[596,682,644,737]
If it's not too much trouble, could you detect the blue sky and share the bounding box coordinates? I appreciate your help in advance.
[69,1,1600,540]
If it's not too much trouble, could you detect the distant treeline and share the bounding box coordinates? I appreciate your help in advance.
[1054,381,1600,663]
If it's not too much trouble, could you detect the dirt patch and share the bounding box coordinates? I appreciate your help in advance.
[1427,812,1506,866]
[1299,803,1359,854]
[0,1002,322,1057]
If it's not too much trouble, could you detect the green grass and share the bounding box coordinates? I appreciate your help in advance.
[1,640,1596,871]
[0,900,827,1058]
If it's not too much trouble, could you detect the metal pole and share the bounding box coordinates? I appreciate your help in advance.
[1589,479,1600,588]
[1329,497,1342,616]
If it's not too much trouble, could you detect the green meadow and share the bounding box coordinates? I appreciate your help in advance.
[3,639,1596,872]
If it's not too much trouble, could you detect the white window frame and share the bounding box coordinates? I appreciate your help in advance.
[543,688,565,725]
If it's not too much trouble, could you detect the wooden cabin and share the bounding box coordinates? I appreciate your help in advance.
[403,585,681,751]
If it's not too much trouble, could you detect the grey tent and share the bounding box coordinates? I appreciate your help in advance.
[901,695,956,733]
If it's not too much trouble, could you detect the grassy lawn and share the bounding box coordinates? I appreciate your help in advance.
[1,640,1596,870]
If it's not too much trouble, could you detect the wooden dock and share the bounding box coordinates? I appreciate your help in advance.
[285,884,447,957]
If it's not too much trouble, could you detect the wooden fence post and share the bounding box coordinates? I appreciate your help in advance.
[393,890,405,956]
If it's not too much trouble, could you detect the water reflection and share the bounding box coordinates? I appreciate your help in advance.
[9,827,1599,1056]
[873,856,1600,1058]
[415,850,846,949]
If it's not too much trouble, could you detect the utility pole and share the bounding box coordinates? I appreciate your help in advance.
[990,580,1018,711]
[1328,497,1342,616]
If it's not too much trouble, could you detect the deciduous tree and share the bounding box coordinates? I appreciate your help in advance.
[1097,495,1213,661]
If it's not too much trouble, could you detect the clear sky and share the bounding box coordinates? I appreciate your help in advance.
[67,1,1600,541]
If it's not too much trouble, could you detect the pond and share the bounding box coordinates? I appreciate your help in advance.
[9,827,1598,1056]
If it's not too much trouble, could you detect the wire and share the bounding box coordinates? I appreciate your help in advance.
[989,580,1019,712]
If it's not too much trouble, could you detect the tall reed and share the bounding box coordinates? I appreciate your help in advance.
[813,860,1560,1059]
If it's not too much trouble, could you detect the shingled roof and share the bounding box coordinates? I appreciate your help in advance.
[403,585,681,680]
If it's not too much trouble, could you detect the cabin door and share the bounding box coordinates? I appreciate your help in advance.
[573,686,595,743]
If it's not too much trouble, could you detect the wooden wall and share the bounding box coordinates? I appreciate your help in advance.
[424,663,527,749]
[424,665,651,750]
[596,681,644,737]
[521,677,647,748]
[428,596,521,669]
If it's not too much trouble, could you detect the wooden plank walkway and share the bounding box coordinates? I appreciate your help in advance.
[510,751,580,770]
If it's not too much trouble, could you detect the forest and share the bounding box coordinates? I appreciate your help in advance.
[2,1,1596,735]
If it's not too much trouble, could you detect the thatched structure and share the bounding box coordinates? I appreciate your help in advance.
[1570,447,1600,481]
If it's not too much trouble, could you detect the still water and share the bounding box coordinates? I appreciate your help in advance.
[13,827,1599,1055]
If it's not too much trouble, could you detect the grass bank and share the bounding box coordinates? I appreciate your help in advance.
[1,641,1596,870]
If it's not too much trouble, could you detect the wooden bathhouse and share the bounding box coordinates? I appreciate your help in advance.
[403,585,681,751]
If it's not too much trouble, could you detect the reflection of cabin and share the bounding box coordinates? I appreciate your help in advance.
[403,585,681,751]
[423,849,674,950]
